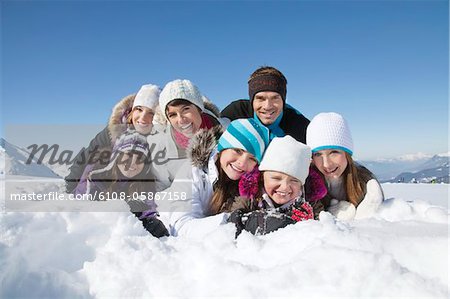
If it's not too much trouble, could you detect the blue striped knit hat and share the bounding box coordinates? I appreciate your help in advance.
[217,118,270,163]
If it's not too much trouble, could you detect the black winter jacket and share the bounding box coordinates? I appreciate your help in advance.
[220,99,310,143]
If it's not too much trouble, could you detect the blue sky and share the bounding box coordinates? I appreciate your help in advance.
[2,0,448,160]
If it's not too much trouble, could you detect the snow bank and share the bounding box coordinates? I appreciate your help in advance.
[1,184,448,298]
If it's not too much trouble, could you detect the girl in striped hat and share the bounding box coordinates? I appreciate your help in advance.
[306,112,384,220]
[161,118,270,236]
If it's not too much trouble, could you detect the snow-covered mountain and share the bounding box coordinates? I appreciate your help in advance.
[359,152,449,182]
[0,138,61,178]
[387,153,449,183]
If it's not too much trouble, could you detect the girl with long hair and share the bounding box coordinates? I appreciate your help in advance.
[306,112,384,220]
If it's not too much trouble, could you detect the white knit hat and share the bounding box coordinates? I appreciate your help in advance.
[159,79,204,119]
[306,112,354,155]
[132,84,160,110]
[259,136,312,184]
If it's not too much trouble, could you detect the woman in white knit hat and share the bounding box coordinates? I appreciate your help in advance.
[228,135,315,236]
[65,84,162,193]
[147,79,228,190]
[306,112,384,220]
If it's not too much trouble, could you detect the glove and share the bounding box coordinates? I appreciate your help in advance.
[354,179,384,220]
[328,200,356,221]
[228,209,245,237]
[291,202,314,222]
[244,210,295,235]
[141,217,169,238]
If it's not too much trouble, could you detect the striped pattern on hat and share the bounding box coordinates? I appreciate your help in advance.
[306,112,353,155]
[113,130,150,157]
[217,118,270,163]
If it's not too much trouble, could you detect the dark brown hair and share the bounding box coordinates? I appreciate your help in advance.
[207,155,240,216]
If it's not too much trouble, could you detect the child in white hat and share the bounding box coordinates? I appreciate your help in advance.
[229,135,315,236]
[306,112,384,220]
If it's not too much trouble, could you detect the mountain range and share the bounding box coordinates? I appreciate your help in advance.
[0,138,64,178]
[359,153,449,183]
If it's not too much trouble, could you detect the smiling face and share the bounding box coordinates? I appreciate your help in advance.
[312,149,348,180]
[252,91,283,125]
[117,152,145,178]
[263,171,302,205]
[166,103,203,137]
[219,148,258,181]
[131,106,154,135]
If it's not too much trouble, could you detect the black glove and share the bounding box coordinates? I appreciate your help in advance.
[244,210,295,235]
[141,217,169,238]
[228,209,245,238]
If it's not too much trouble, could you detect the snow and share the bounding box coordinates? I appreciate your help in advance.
[1,181,449,298]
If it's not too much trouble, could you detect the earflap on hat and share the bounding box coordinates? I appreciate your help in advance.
[217,118,270,163]
[133,84,160,110]
[159,79,204,120]
[306,112,354,155]
[259,136,312,185]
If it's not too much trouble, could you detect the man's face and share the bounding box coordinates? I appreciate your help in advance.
[252,91,283,125]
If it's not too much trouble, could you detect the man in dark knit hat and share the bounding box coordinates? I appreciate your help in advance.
[220,66,310,143]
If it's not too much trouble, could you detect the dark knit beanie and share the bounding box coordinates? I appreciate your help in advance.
[248,74,287,103]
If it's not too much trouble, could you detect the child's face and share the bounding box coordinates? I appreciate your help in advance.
[219,148,258,181]
[166,104,203,137]
[132,106,154,135]
[312,149,348,180]
[117,152,145,178]
[263,171,302,205]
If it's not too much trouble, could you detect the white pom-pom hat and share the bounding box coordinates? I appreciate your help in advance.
[306,112,354,155]
[259,135,312,184]
[159,79,204,119]
[132,84,160,110]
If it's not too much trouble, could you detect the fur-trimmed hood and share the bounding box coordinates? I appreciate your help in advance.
[187,125,224,170]
[108,94,135,143]
[107,94,166,143]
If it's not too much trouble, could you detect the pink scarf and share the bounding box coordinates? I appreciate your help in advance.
[173,113,214,149]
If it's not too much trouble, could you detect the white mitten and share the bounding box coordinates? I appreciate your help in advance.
[354,179,383,220]
[328,200,356,221]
